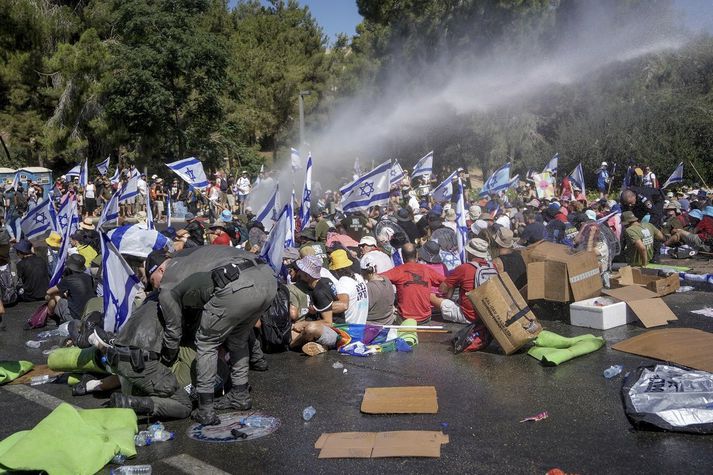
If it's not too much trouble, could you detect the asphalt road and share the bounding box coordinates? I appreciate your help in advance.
[2,285,713,474]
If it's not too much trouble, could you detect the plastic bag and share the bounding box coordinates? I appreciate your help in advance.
[26,303,49,329]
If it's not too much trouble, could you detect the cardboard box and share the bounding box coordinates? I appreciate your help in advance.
[467,272,542,355]
[525,241,602,303]
[315,431,449,458]
[569,296,635,330]
[361,386,438,414]
[616,266,680,296]
[602,286,678,328]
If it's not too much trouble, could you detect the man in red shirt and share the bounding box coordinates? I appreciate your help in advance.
[208,222,231,246]
[381,243,445,323]
[667,206,713,252]
[435,238,498,324]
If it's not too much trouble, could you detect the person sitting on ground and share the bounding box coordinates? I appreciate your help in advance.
[172,229,191,252]
[665,205,713,252]
[290,255,349,356]
[622,211,664,267]
[207,222,231,246]
[358,235,393,273]
[14,240,49,302]
[45,231,62,277]
[381,243,445,324]
[46,254,95,323]
[361,264,395,325]
[329,249,369,325]
[492,228,527,289]
[70,230,99,268]
[435,238,497,324]
[183,212,204,246]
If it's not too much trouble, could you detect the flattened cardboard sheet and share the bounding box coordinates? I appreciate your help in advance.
[361,386,438,414]
[612,328,713,373]
[315,431,449,459]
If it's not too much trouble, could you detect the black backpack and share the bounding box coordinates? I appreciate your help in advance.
[258,283,292,353]
[0,267,19,306]
[15,193,28,214]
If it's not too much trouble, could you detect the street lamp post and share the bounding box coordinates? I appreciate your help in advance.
[298,90,311,155]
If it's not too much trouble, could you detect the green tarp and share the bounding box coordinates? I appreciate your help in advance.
[0,361,34,385]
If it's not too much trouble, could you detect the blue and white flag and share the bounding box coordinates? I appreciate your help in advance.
[109,167,121,185]
[543,153,559,175]
[662,162,684,189]
[299,154,313,228]
[145,187,154,230]
[341,160,391,213]
[49,200,59,233]
[96,156,110,176]
[118,168,139,202]
[56,194,79,237]
[65,164,81,180]
[287,189,295,247]
[455,178,468,264]
[569,162,585,195]
[166,193,172,228]
[480,163,512,196]
[79,159,89,188]
[390,160,405,186]
[166,157,209,189]
[255,182,280,232]
[10,172,20,191]
[432,168,462,203]
[260,204,290,276]
[290,148,302,171]
[107,224,170,258]
[412,151,433,179]
[100,232,142,333]
[49,199,77,287]
[98,188,120,229]
[20,198,53,239]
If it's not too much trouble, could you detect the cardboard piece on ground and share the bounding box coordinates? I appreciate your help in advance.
[524,241,601,303]
[468,272,542,355]
[612,328,713,373]
[616,266,680,296]
[361,386,438,414]
[9,364,63,385]
[315,431,449,458]
[602,287,677,328]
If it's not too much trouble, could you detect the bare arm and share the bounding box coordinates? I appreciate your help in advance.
[634,240,648,266]
[332,293,349,314]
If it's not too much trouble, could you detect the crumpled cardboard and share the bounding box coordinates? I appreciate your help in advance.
[602,286,677,328]
[315,431,449,458]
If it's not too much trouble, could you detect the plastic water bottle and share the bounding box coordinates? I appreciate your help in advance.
[240,416,272,428]
[111,454,127,464]
[110,465,152,475]
[37,329,60,339]
[151,429,174,442]
[25,340,42,349]
[302,406,316,421]
[30,375,57,386]
[147,422,164,435]
[133,431,152,447]
[603,365,624,379]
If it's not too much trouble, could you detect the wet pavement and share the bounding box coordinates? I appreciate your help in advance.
[2,286,713,474]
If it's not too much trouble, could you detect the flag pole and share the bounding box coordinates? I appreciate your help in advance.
[607,162,617,196]
[689,160,710,190]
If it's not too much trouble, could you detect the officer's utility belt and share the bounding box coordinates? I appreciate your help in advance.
[211,257,264,289]
[106,346,160,372]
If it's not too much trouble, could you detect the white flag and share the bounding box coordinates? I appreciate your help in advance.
[341,160,391,213]
[290,148,302,171]
[96,156,110,176]
[412,151,433,179]
[20,198,53,239]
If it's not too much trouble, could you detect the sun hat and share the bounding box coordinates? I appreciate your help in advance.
[418,240,443,264]
[494,228,514,248]
[704,206,713,218]
[396,208,412,222]
[621,211,638,224]
[296,255,322,279]
[220,210,233,222]
[465,238,490,259]
[45,231,62,248]
[359,235,377,247]
[329,249,353,271]
[79,217,95,230]
[585,210,597,221]
[209,221,225,229]
[283,247,300,260]
[689,209,704,220]
[480,213,493,222]
[468,205,482,221]
[664,201,681,211]
[66,253,86,273]
[445,209,457,222]
[13,239,32,255]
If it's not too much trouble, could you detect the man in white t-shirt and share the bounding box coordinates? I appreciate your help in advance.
[358,236,394,273]
[329,249,369,325]
[136,174,147,212]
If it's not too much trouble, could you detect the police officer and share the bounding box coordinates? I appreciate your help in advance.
[149,245,277,425]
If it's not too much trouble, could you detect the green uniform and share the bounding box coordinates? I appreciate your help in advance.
[299,241,329,267]
[624,222,657,266]
[315,219,330,242]
[661,215,683,237]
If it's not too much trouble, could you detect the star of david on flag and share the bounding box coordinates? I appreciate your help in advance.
[341,160,391,213]
[166,157,209,189]
[412,151,433,179]
[20,198,54,239]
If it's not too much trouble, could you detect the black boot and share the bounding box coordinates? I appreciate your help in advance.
[214,383,251,410]
[249,358,268,372]
[109,393,154,415]
[192,392,221,425]
[72,374,96,397]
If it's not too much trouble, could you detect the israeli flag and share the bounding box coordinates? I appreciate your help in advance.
[98,188,120,229]
[255,182,280,232]
[166,193,172,228]
[49,199,77,287]
[259,204,290,276]
[290,148,302,171]
[100,232,142,333]
[569,163,586,195]
[49,200,59,233]
[56,194,79,237]
[455,178,468,264]
[432,168,462,203]
[166,157,209,189]
[96,156,110,176]
[107,224,171,258]
[65,164,81,179]
[20,198,53,239]
[10,172,20,191]
[662,162,684,189]
[79,159,89,188]
[299,154,313,228]
[109,167,121,185]
[390,159,405,185]
[145,188,154,230]
[118,169,140,202]
[341,160,391,213]
[412,151,433,179]
[543,153,558,175]
[287,189,295,247]
[480,163,512,196]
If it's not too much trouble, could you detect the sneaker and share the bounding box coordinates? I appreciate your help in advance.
[302,342,327,356]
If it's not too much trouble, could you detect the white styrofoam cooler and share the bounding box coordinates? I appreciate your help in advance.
[569,296,635,330]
